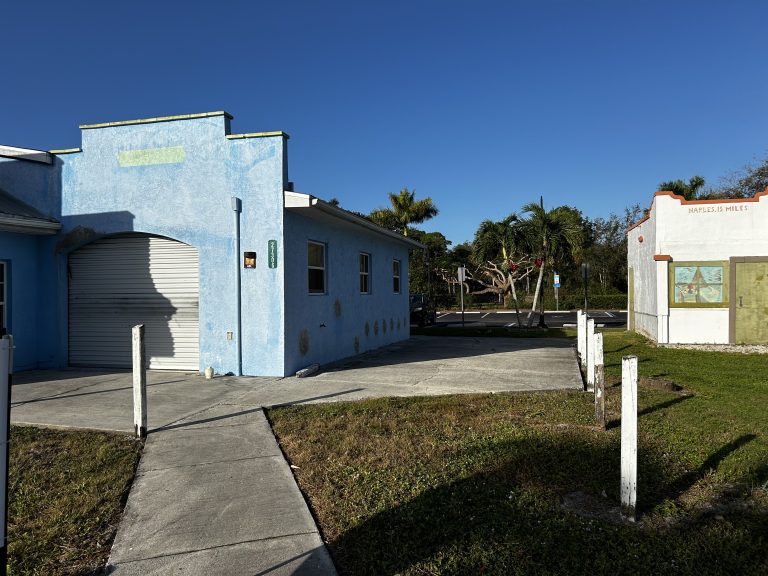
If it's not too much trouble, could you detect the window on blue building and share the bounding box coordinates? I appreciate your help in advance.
[393,259,401,293]
[359,253,370,294]
[308,241,326,294]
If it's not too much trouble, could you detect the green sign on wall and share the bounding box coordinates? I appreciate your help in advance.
[268,240,278,269]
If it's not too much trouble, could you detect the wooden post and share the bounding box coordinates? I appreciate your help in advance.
[132,325,147,438]
[586,318,595,390]
[594,333,605,429]
[577,310,585,363]
[621,355,638,520]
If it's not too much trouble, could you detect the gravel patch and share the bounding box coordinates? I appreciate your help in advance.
[660,343,768,354]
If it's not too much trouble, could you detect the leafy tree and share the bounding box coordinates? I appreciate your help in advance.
[369,188,439,237]
[711,155,768,199]
[408,230,452,295]
[583,204,643,294]
[658,175,706,200]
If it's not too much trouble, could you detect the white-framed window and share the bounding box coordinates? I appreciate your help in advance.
[308,241,326,294]
[359,253,370,294]
[0,262,6,333]
[393,259,401,293]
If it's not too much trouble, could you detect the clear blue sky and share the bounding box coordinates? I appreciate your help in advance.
[5,1,767,245]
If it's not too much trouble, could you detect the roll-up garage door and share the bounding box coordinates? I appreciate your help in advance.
[69,234,199,370]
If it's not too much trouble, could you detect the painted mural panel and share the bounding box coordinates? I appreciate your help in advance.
[669,261,729,307]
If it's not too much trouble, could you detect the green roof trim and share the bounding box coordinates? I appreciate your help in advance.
[226,131,290,140]
[80,111,233,130]
[49,148,82,155]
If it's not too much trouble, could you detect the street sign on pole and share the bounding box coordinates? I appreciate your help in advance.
[458,266,466,326]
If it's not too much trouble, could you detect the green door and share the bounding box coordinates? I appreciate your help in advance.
[734,261,768,344]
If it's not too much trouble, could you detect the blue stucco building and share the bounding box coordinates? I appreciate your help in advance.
[0,111,420,376]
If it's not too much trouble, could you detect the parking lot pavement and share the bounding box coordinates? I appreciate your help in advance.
[433,310,627,329]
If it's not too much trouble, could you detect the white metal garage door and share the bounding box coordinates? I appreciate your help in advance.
[69,234,199,370]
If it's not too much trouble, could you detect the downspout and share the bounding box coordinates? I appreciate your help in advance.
[232,196,243,376]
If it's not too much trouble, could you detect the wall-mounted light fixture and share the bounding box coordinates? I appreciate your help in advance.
[244,251,256,268]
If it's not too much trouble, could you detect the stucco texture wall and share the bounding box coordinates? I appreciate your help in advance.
[30,114,287,375]
[283,211,411,375]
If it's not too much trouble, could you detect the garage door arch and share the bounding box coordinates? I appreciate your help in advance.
[68,233,199,370]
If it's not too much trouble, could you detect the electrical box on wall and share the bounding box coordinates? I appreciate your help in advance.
[244,252,256,268]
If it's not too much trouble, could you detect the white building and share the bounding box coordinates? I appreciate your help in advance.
[627,189,768,344]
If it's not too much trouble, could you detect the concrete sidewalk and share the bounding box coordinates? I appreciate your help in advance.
[106,405,335,575]
[11,336,582,575]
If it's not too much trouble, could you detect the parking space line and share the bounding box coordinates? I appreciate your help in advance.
[481,313,491,318]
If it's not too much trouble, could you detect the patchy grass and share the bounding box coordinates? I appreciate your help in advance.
[9,426,143,576]
[269,331,768,575]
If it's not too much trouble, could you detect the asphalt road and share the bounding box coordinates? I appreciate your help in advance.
[427,310,627,329]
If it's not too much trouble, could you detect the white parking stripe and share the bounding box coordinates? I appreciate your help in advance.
[605,312,615,318]
[481,313,491,318]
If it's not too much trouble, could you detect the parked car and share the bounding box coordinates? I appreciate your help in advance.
[409,293,437,326]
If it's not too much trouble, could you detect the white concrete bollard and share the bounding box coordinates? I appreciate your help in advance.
[132,325,148,438]
[577,310,585,363]
[594,333,605,428]
[586,318,595,390]
[621,355,638,520]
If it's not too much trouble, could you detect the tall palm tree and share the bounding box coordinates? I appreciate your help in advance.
[370,188,439,236]
[520,200,584,327]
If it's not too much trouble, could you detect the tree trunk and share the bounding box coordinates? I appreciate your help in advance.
[510,274,522,327]
[527,263,544,327]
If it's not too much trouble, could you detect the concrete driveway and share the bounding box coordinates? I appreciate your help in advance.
[11,336,582,431]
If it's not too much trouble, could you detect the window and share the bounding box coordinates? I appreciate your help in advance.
[0,262,5,334]
[393,259,401,293]
[308,242,326,294]
[359,253,370,294]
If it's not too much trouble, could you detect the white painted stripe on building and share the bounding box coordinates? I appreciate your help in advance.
[68,234,199,370]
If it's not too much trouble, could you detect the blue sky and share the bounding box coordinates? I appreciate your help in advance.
[5,1,767,245]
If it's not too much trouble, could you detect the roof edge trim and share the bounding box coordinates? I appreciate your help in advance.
[284,191,424,249]
[80,111,233,130]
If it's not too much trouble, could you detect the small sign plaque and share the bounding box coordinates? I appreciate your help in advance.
[268,240,278,269]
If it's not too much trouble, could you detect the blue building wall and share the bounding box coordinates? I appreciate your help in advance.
[283,211,410,374]
[0,232,41,371]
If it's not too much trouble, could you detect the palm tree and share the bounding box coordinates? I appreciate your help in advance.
[472,214,518,264]
[369,188,438,236]
[520,200,584,327]
[658,175,706,200]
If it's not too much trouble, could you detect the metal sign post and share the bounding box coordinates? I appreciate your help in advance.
[0,334,13,575]
[581,262,590,315]
[553,272,560,311]
[457,266,466,327]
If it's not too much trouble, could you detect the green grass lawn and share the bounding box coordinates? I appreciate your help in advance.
[269,331,768,575]
[9,426,143,576]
